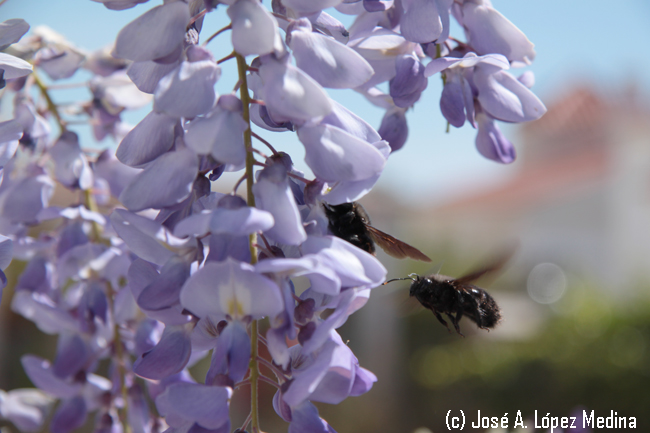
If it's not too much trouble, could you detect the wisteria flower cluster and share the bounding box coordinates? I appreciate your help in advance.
[0,0,545,432]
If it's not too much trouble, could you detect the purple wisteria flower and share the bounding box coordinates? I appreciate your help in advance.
[0,1,547,432]
[0,19,32,88]
[425,52,545,162]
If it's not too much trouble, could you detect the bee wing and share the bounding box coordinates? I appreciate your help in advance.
[366,225,431,262]
[454,249,515,284]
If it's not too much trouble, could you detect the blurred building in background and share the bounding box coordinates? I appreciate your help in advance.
[413,85,650,292]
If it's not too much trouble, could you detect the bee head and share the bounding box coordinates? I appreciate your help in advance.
[407,274,426,296]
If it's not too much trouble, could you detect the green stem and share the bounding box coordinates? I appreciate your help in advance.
[107,281,131,433]
[249,320,260,431]
[236,54,256,212]
[83,189,104,243]
[35,72,105,240]
[203,23,232,46]
[236,52,261,433]
[32,71,66,134]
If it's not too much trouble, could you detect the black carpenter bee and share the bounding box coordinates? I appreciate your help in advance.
[323,202,431,262]
[386,256,508,336]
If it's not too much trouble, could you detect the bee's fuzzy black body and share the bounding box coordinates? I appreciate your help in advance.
[409,274,501,335]
[323,202,431,261]
[323,202,375,254]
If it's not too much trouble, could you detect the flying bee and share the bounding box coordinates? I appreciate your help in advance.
[386,255,510,336]
[323,202,431,262]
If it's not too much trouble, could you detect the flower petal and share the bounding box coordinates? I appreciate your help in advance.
[0,389,54,432]
[206,234,252,263]
[155,383,231,430]
[127,59,179,94]
[133,325,192,380]
[50,396,86,433]
[180,259,283,321]
[378,107,408,152]
[119,147,199,212]
[154,55,220,118]
[136,258,190,311]
[21,355,81,398]
[0,173,54,224]
[184,95,247,165]
[474,67,546,123]
[301,235,386,289]
[475,113,516,164]
[35,47,84,81]
[114,2,189,61]
[298,124,386,182]
[462,2,536,65]
[116,111,177,167]
[11,292,78,335]
[0,53,33,80]
[0,234,13,270]
[282,0,343,15]
[389,54,428,108]
[288,401,336,433]
[127,259,191,325]
[228,0,279,57]
[109,210,176,266]
[0,19,30,50]
[400,0,452,43]
[52,333,88,379]
[322,100,381,144]
[252,163,307,246]
[300,288,370,354]
[440,74,466,128]
[290,20,373,89]
[283,340,336,406]
[206,321,251,385]
[259,56,333,124]
[49,131,93,190]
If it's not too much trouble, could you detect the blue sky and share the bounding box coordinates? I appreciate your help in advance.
[3,0,650,204]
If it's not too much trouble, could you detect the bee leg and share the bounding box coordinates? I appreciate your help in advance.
[463,294,486,329]
[447,312,464,337]
[462,305,489,331]
[431,310,451,333]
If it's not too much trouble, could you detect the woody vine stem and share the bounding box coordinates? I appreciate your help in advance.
[236,51,261,433]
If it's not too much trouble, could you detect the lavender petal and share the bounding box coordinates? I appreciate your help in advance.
[474,66,546,123]
[290,20,373,89]
[252,163,307,246]
[0,19,30,50]
[179,259,283,322]
[116,111,177,167]
[155,383,231,430]
[50,396,86,433]
[119,148,199,212]
[154,56,220,118]
[114,2,189,61]
[228,0,279,57]
[475,113,516,164]
[133,325,192,380]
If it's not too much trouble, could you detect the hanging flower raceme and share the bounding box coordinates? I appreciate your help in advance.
[425,52,546,163]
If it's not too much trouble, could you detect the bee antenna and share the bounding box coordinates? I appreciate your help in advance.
[383,276,417,285]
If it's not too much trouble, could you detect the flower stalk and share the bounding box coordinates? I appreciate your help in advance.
[32,71,66,133]
[236,51,261,433]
